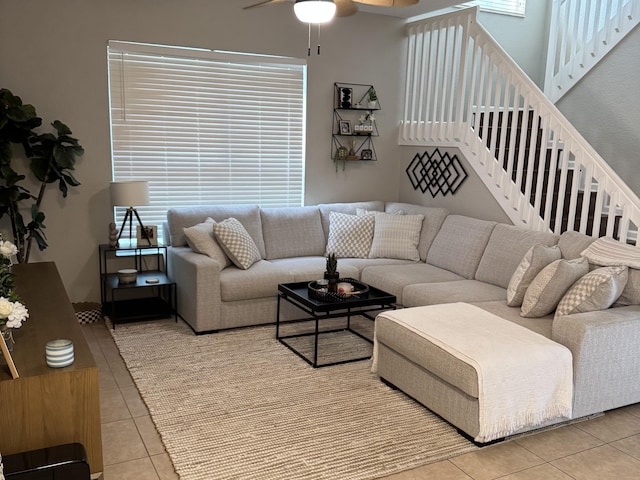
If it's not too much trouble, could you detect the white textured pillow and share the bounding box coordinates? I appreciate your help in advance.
[368,212,424,261]
[506,244,561,307]
[183,218,231,269]
[555,266,628,317]
[581,236,640,268]
[213,217,261,270]
[326,212,374,258]
[356,208,404,216]
[521,258,589,318]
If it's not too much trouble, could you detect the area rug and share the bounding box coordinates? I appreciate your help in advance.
[109,318,477,480]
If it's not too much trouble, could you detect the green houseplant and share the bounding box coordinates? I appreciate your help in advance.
[324,252,339,292]
[0,88,84,263]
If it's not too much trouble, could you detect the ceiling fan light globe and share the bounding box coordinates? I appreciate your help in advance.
[294,0,337,23]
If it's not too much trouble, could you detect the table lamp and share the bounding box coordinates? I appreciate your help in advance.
[110,180,151,247]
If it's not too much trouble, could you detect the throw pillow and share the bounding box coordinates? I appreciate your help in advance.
[368,212,424,261]
[555,266,628,317]
[325,211,374,258]
[580,236,640,268]
[356,208,405,216]
[183,218,231,269]
[520,257,589,318]
[213,217,261,270]
[506,244,562,307]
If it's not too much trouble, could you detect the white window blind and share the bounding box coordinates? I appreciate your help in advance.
[460,0,526,17]
[107,41,306,239]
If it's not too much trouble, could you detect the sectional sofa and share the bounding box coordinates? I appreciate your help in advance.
[165,200,640,439]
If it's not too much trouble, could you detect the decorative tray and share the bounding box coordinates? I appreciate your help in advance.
[307,277,370,302]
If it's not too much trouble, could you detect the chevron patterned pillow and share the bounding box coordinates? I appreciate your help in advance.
[555,266,628,317]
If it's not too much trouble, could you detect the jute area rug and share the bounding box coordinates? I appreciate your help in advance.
[109,318,477,480]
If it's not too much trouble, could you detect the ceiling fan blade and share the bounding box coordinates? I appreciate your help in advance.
[353,0,419,7]
[243,0,291,10]
[335,0,359,17]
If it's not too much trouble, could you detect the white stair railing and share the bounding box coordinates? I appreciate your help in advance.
[545,0,640,103]
[400,7,640,243]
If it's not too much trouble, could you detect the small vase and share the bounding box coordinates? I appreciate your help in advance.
[324,272,340,293]
[1,326,14,352]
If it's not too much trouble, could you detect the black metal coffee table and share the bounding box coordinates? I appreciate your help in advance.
[276,280,396,368]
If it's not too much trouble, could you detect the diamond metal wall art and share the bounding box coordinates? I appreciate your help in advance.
[406,149,468,197]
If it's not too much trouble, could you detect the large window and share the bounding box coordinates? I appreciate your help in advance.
[460,0,526,17]
[107,41,306,236]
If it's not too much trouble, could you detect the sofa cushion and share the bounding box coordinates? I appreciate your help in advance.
[426,215,497,279]
[506,244,562,307]
[580,237,640,268]
[521,258,589,317]
[183,217,231,268]
[555,266,628,317]
[318,201,384,243]
[167,205,266,257]
[476,224,559,289]
[402,280,506,308]
[260,207,325,260]
[471,300,553,338]
[269,256,360,282]
[368,212,424,261]
[557,230,596,260]
[219,260,293,301]
[214,218,262,270]
[361,263,464,306]
[325,212,374,258]
[616,268,640,306]
[385,202,449,261]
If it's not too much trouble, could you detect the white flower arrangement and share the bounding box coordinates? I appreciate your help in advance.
[0,296,29,329]
[359,111,375,125]
[0,239,18,260]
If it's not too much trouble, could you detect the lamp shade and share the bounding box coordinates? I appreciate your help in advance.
[294,0,336,23]
[110,181,150,207]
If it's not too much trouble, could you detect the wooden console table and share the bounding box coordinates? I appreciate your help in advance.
[0,262,103,475]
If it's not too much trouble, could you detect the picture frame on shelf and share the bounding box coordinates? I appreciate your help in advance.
[361,149,373,160]
[136,225,158,246]
[339,120,352,135]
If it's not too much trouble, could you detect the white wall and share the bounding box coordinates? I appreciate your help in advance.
[556,25,640,198]
[0,0,407,302]
[478,1,551,88]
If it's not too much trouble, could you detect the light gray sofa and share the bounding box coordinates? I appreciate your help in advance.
[166,200,640,439]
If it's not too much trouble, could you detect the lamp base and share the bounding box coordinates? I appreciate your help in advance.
[115,207,151,247]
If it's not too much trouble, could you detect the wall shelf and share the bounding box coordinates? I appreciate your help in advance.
[332,82,380,168]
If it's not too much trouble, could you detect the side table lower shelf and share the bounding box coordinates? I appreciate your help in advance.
[102,271,177,327]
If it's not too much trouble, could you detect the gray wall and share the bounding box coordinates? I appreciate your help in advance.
[556,25,640,197]
[0,0,407,302]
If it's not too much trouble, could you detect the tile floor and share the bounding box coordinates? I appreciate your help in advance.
[83,320,640,480]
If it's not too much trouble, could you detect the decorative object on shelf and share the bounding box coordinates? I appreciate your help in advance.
[45,339,74,368]
[406,148,468,197]
[117,268,138,284]
[110,180,151,247]
[324,252,339,292]
[336,146,348,160]
[0,88,85,264]
[361,149,373,160]
[367,87,378,108]
[136,225,158,246]
[340,87,352,108]
[108,222,119,247]
[339,119,352,135]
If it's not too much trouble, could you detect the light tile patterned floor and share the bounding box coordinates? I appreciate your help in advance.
[83,320,640,480]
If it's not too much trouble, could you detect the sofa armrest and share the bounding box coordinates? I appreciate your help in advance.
[168,246,222,333]
[552,305,640,418]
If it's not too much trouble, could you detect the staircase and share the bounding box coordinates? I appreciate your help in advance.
[545,0,640,102]
[399,6,640,244]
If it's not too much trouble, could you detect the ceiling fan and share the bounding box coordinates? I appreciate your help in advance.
[243,0,420,18]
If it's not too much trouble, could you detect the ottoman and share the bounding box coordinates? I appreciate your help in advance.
[372,303,573,442]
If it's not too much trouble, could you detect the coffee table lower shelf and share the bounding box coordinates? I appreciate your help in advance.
[276,281,396,368]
